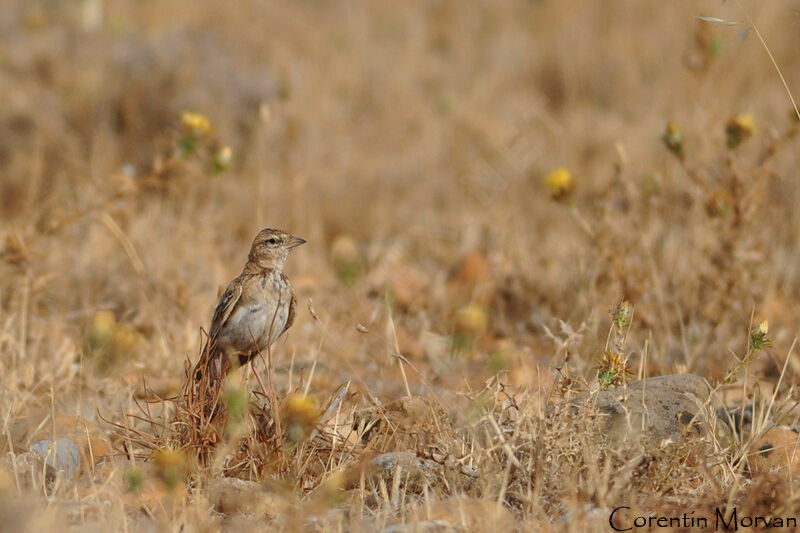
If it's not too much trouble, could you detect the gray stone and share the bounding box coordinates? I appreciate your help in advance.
[369,451,421,473]
[30,438,81,482]
[362,452,441,493]
[627,373,710,398]
[383,521,458,533]
[207,477,286,517]
[574,374,730,447]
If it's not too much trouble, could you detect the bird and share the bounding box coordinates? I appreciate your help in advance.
[198,228,305,382]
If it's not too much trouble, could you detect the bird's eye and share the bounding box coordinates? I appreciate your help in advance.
[266,237,278,245]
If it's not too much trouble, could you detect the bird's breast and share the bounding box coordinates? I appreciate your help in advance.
[215,271,291,353]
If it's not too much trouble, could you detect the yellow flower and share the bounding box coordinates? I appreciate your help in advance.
[544,167,575,201]
[750,319,772,351]
[180,111,211,138]
[661,121,685,158]
[86,311,140,368]
[330,234,361,285]
[282,394,319,445]
[455,304,488,337]
[152,448,189,489]
[217,145,232,162]
[284,394,318,421]
[594,348,632,390]
[731,113,755,134]
[90,310,116,339]
[726,113,755,149]
[212,145,233,173]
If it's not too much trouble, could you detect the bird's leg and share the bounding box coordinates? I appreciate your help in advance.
[265,297,282,441]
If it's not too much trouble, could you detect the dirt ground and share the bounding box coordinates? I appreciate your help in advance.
[2,1,800,531]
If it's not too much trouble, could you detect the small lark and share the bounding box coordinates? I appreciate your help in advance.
[200,228,305,380]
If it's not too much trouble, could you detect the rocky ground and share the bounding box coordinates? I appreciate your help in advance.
[2,1,800,531]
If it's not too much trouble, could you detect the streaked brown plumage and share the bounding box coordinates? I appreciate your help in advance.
[199,228,305,380]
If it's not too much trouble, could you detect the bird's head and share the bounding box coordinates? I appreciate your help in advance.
[248,228,306,270]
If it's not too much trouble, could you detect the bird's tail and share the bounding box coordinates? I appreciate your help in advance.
[190,338,231,407]
[182,338,229,438]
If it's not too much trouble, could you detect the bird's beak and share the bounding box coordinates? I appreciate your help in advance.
[287,236,307,249]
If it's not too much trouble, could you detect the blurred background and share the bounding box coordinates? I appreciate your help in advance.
[4,1,800,529]
[1,0,799,409]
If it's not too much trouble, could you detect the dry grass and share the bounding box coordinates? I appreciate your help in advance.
[2,0,800,531]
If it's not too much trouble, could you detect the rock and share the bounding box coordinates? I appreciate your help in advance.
[448,252,494,307]
[369,451,422,473]
[560,503,615,530]
[750,428,800,473]
[49,499,103,525]
[305,509,349,532]
[453,251,490,287]
[345,450,438,491]
[11,412,111,470]
[388,267,425,310]
[133,482,189,515]
[385,497,515,532]
[207,477,287,517]
[383,521,457,533]
[30,438,82,482]
[353,396,440,447]
[3,451,40,477]
[573,374,730,447]
[627,373,711,399]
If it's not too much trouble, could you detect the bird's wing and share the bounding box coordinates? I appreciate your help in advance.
[280,277,297,338]
[209,276,244,341]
